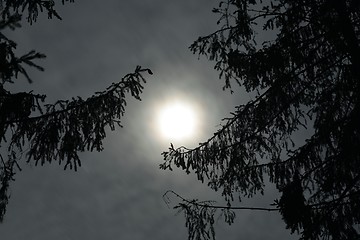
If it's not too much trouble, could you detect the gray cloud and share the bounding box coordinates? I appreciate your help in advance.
[1,1,298,240]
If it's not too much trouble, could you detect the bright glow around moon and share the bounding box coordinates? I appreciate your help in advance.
[157,102,197,141]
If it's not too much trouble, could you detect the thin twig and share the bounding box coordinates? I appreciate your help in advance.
[164,190,280,212]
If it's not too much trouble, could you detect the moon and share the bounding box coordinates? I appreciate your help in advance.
[157,101,197,141]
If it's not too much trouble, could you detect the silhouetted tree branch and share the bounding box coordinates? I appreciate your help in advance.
[161,0,360,239]
[163,190,279,240]
[0,0,152,222]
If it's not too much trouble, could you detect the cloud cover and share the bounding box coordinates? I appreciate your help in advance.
[1,1,297,239]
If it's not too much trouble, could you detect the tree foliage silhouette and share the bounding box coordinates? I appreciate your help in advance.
[0,0,152,222]
[161,0,360,239]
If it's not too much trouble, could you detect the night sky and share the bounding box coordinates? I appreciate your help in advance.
[1,1,297,239]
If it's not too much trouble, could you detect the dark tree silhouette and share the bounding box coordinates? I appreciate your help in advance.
[0,0,152,222]
[161,0,360,239]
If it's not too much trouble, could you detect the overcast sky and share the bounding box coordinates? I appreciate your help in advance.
[1,1,297,239]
